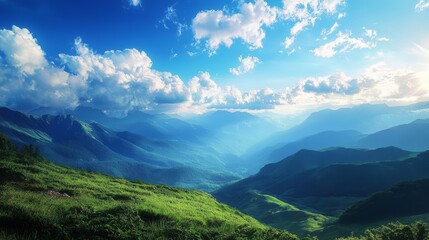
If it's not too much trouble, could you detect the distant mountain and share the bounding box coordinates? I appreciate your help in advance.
[72,106,211,144]
[275,102,429,142]
[191,110,258,129]
[245,103,429,167]
[358,119,429,151]
[71,107,250,171]
[245,130,366,173]
[258,147,412,180]
[339,178,429,224]
[269,152,429,198]
[216,147,413,203]
[189,110,281,156]
[0,107,238,190]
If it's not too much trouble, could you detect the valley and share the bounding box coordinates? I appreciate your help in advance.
[2,103,429,239]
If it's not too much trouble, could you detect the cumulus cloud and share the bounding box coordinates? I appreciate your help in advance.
[229,55,261,76]
[0,26,192,115]
[188,72,222,106]
[298,73,361,95]
[187,72,288,110]
[0,26,82,110]
[192,0,277,55]
[0,25,47,74]
[288,64,429,107]
[416,0,429,11]
[312,31,378,58]
[1,26,428,114]
[191,0,345,53]
[59,37,190,114]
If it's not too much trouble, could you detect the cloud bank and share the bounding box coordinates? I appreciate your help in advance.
[0,26,428,115]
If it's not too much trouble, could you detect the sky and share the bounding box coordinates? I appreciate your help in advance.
[0,0,429,116]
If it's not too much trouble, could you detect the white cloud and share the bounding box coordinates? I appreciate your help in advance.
[188,72,222,106]
[321,0,344,14]
[284,36,295,49]
[0,26,83,110]
[159,5,188,36]
[321,22,339,37]
[288,63,429,107]
[337,12,346,19]
[191,0,345,53]
[363,27,377,39]
[1,26,428,114]
[416,0,429,12]
[0,25,47,74]
[312,31,378,58]
[281,0,344,49]
[192,0,277,55]
[59,38,190,114]
[298,73,361,95]
[229,55,261,76]
[129,0,140,7]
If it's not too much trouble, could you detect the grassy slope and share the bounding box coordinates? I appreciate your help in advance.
[0,159,297,239]
[235,190,331,236]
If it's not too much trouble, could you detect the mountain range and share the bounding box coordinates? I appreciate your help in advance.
[3,103,429,238]
[214,148,429,234]
[0,107,239,191]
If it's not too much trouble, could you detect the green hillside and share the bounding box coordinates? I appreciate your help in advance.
[0,134,297,240]
[224,190,331,236]
[339,179,429,224]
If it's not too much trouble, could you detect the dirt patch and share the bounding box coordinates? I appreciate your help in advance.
[43,190,70,199]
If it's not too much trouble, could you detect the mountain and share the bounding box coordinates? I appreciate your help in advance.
[218,147,413,199]
[272,102,429,144]
[72,106,211,144]
[258,147,413,180]
[0,134,297,240]
[0,107,238,190]
[269,152,429,198]
[245,103,429,168]
[214,147,415,234]
[245,130,366,173]
[358,119,429,151]
[339,178,429,224]
[189,110,281,156]
[191,110,258,129]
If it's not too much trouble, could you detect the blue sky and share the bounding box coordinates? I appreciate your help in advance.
[0,0,429,115]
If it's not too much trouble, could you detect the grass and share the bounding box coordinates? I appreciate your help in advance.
[0,136,298,239]
[236,191,331,236]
